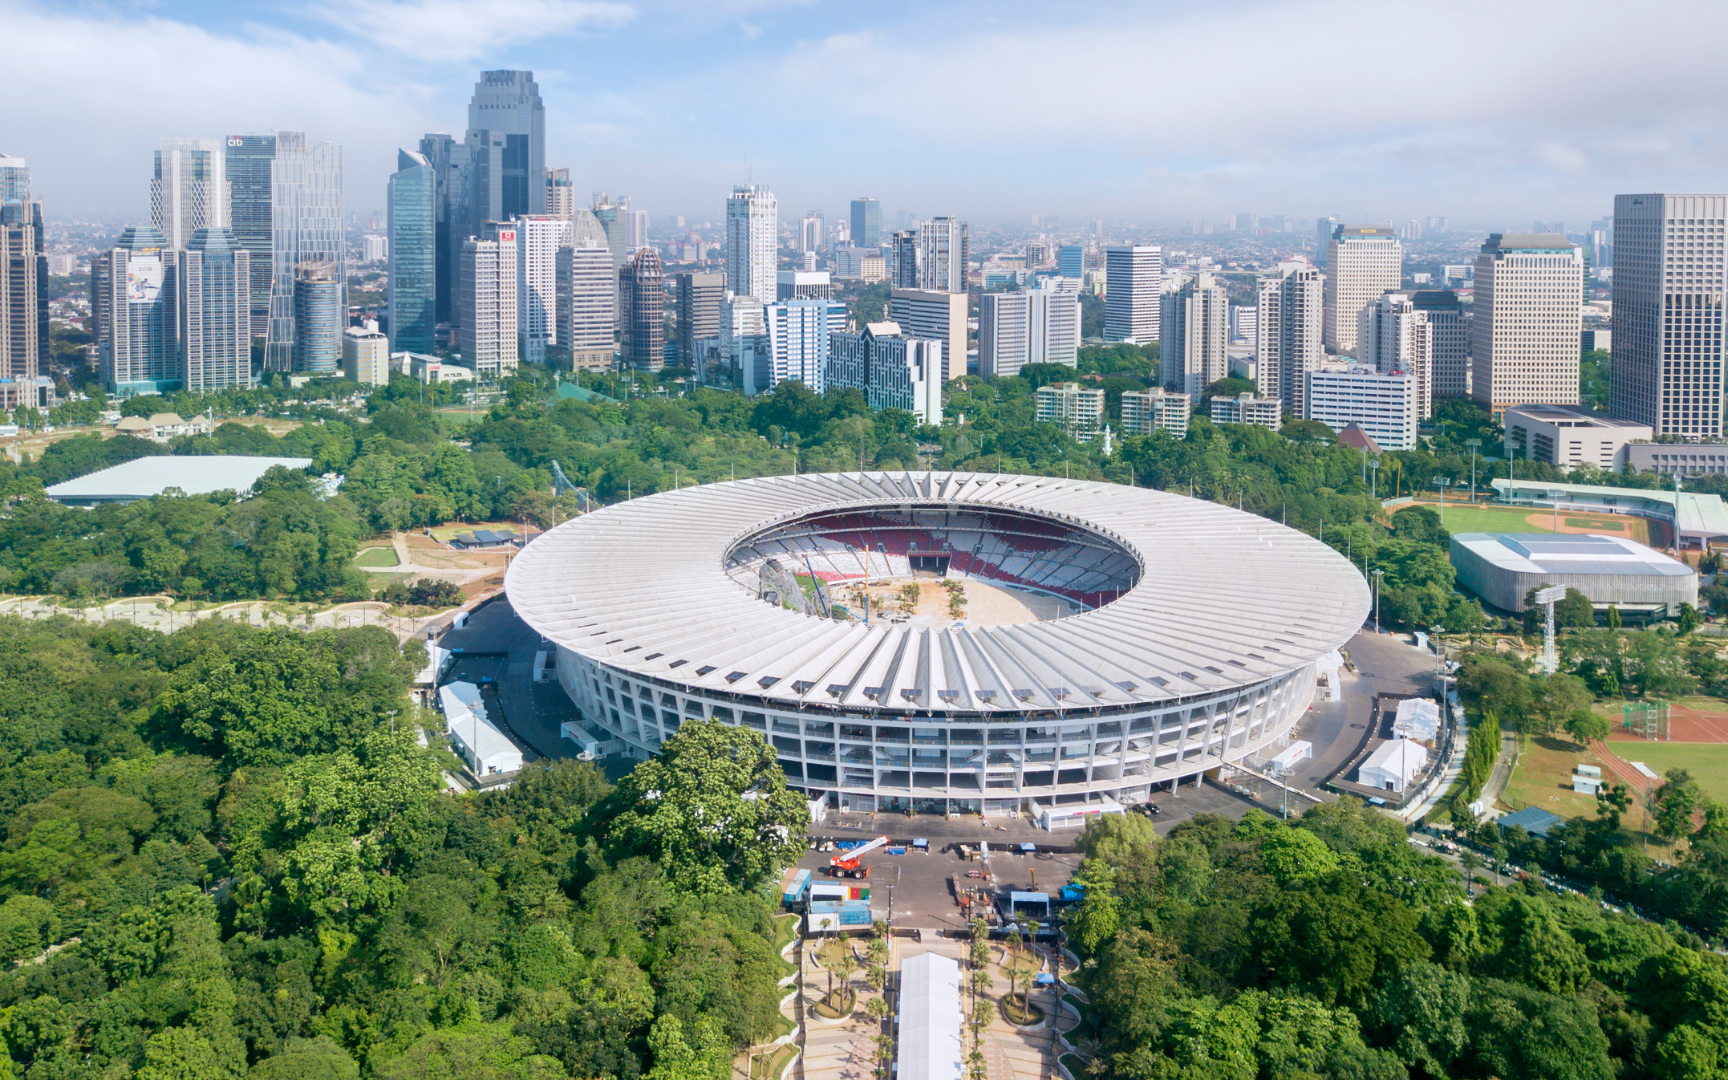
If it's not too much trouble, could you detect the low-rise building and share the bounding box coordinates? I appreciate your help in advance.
[1120,388,1190,438]
[1035,381,1105,440]
[1450,531,1698,617]
[342,325,390,385]
[1304,364,1418,450]
[1490,478,1728,550]
[45,454,313,505]
[396,352,476,384]
[1502,403,1650,470]
[1210,392,1282,430]
[1621,443,1728,477]
[439,681,524,777]
[1359,738,1427,793]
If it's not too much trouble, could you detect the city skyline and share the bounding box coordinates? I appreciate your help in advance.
[7,0,1728,224]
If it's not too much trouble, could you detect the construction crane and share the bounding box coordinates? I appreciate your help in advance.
[829,835,891,879]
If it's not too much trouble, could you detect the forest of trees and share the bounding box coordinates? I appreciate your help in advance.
[1064,805,1728,1080]
[0,616,808,1080]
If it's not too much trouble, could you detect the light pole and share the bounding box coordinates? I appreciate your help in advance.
[1371,569,1385,633]
[1368,458,1379,500]
[1465,438,1481,503]
[1432,476,1451,526]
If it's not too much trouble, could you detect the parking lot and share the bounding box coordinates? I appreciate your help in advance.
[792,841,1082,933]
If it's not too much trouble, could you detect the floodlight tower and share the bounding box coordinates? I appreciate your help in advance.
[1534,584,1566,675]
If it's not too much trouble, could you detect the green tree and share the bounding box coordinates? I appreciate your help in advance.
[1654,769,1703,841]
[1565,710,1611,746]
[249,1037,361,1080]
[1679,602,1703,635]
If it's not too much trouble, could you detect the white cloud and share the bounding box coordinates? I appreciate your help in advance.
[311,0,636,62]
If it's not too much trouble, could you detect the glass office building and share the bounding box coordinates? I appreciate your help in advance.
[178,227,252,391]
[388,149,436,355]
[265,132,344,372]
[226,134,277,337]
[291,260,341,375]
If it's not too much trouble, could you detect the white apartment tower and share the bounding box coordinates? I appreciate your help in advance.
[890,289,968,382]
[513,214,571,364]
[459,226,519,377]
[1255,263,1324,416]
[1161,272,1228,396]
[977,280,1080,377]
[1610,194,1728,439]
[918,217,969,292]
[1358,291,1434,420]
[1322,225,1402,354]
[151,138,229,250]
[1104,246,1161,344]
[1120,387,1191,438]
[1471,233,1584,417]
[557,243,617,371]
[1305,365,1418,450]
[726,184,778,304]
[764,298,847,395]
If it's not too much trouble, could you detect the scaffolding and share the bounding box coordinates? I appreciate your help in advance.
[1623,700,1670,741]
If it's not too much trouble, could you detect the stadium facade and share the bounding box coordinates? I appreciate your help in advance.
[505,472,1370,815]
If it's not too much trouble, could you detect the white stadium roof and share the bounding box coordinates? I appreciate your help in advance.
[45,455,313,504]
[505,472,1371,715]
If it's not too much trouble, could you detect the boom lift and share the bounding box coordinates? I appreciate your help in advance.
[829,835,890,879]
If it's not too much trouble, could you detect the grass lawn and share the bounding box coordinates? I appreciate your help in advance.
[354,546,400,568]
[1614,742,1728,801]
[1396,502,1651,544]
[1499,734,1609,820]
[749,1043,797,1080]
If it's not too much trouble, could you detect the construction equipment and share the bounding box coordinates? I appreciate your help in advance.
[829,834,891,879]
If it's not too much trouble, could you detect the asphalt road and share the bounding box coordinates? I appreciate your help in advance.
[439,597,583,762]
[1291,629,1439,793]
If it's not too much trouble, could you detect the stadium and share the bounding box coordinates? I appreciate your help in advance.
[505,471,1371,817]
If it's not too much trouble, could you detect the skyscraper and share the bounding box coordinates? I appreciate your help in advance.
[1358,291,1434,420]
[226,134,278,337]
[0,154,30,205]
[1161,272,1228,396]
[619,247,665,371]
[417,132,471,328]
[800,212,825,255]
[388,149,437,356]
[1254,263,1323,416]
[1471,233,1584,417]
[850,198,880,248]
[265,131,344,372]
[675,271,725,370]
[514,214,571,364]
[1323,225,1402,354]
[1104,246,1161,344]
[890,289,967,383]
[978,280,1081,378]
[624,209,649,252]
[460,226,518,377]
[1314,216,1340,266]
[726,184,777,304]
[464,70,545,222]
[291,260,341,375]
[1057,245,1083,280]
[1610,194,1727,439]
[546,168,575,222]
[93,225,179,394]
[556,243,615,371]
[1411,290,1469,399]
[1,199,47,382]
[592,193,630,271]
[825,320,943,424]
[176,227,252,391]
[761,297,846,395]
[917,217,968,292]
[151,138,228,250]
[889,231,919,288]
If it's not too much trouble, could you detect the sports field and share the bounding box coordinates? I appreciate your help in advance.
[1608,742,1728,801]
[354,546,400,568]
[1396,502,1651,545]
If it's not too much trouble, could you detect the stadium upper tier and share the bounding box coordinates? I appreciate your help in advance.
[505,471,1370,716]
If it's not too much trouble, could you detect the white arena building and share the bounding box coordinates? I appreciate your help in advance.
[505,472,1370,816]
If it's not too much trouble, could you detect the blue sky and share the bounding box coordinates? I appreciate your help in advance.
[9,0,1728,229]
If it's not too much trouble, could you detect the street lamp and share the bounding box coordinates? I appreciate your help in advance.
[1465,439,1481,503]
[1432,476,1451,525]
[1368,458,1380,500]
[1371,569,1385,633]
[1430,624,1448,691]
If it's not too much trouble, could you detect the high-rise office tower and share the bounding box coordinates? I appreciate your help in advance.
[1057,245,1083,280]
[1358,291,1434,420]
[1411,290,1469,399]
[265,132,343,372]
[513,214,571,364]
[721,293,770,390]
[1161,272,1228,396]
[460,226,519,377]
[388,150,436,356]
[890,289,967,383]
[151,138,228,250]
[889,231,919,288]
[0,154,27,204]
[619,247,665,371]
[291,260,341,375]
[1104,246,1161,344]
[464,70,545,222]
[1254,264,1323,416]
[726,184,777,304]
[1323,225,1402,354]
[917,217,968,292]
[760,297,846,395]
[624,209,649,252]
[417,132,471,328]
[800,212,825,255]
[1610,194,1727,439]
[776,271,833,301]
[176,227,252,391]
[978,279,1081,377]
[850,198,880,249]
[227,134,277,337]
[592,193,630,271]
[1314,217,1341,266]
[1,200,47,382]
[546,168,575,222]
[675,271,725,369]
[1470,233,1584,417]
[556,242,615,371]
[93,225,179,394]
[570,207,608,249]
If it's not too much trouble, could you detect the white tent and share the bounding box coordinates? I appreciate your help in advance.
[1392,698,1441,744]
[1358,738,1427,793]
[898,953,962,1080]
[440,681,523,776]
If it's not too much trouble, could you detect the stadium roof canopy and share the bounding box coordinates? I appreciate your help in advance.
[45,456,313,505]
[505,472,1370,715]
